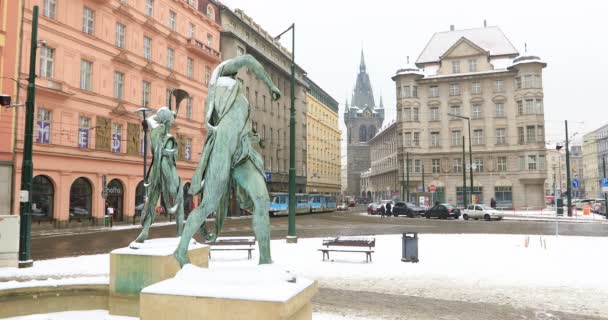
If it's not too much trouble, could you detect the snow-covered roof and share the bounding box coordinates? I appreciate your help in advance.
[394,62,425,77]
[416,26,518,65]
[509,55,547,68]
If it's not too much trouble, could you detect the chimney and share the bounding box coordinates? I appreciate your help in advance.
[484,20,487,27]
[450,25,455,31]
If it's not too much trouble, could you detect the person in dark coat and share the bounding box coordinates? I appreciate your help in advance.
[379,204,386,218]
[491,198,497,209]
[385,202,392,217]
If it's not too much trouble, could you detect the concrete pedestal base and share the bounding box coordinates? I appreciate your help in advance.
[109,238,208,317]
[140,265,317,320]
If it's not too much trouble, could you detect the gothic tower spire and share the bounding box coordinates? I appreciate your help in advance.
[360,49,366,73]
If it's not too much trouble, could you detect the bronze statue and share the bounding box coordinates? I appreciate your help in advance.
[174,55,281,266]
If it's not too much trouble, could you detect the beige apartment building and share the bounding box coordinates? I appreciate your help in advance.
[361,121,399,201]
[392,26,547,209]
[583,124,608,198]
[545,146,584,197]
[305,78,341,195]
[218,6,309,193]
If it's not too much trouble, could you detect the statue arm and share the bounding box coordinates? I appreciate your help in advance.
[219,55,282,101]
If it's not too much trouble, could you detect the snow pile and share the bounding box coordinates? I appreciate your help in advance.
[0,254,107,282]
[113,238,204,256]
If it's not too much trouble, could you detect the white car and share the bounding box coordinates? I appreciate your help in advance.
[462,205,504,221]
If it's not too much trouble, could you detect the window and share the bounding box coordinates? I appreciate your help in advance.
[518,127,524,145]
[206,4,215,20]
[413,86,418,98]
[414,159,421,173]
[82,7,95,35]
[185,138,192,161]
[496,128,506,145]
[495,157,506,172]
[207,34,213,47]
[36,109,51,144]
[453,158,463,173]
[432,159,441,174]
[450,105,461,117]
[403,108,411,122]
[468,59,477,72]
[528,155,537,170]
[524,75,533,88]
[143,36,152,60]
[187,57,194,78]
[534,75,542,88]
[472,104,482,118]
[452,60,460,73]
[112,123,122,153]
[188,0,196,7]
[205,66,211,85]
[537,125,544,143]
[519,156,526,170]
[78,117,91,149]
[114,71,124,100]
[43,0,56,19]
[539,155,546,170]
[430,132,440,147]
[169,11,176,31]
[80,60,92,91]
[142,81,151,107]
[473,129,484,145]
[515,77,522,89]
[430,107,440,121]
[429,86,439,98]
[413,132,420,147]
[526,126,536,143]
[449,83,460,96]
[471,81,481,94]
[145,0,154,17]
[495,186,512,207]
[185,23,195,39]
[451,130,462,146]
[495,79,504,92]
[412,108,419,121]
[403,86,411,98]
[525,99,534,114]
[536,99,544,114]
[404,133,412,147]
[237,46,245,56]
[39,47,54,78]
[115,23,125,48]
[495,103,505,117]
[517,100,523,115]
[167,48,174,70]
[474,159,484,172]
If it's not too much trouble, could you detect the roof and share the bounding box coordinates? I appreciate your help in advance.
[416,26,518,65]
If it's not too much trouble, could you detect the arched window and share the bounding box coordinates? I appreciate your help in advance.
[206,5,215,20]
[135,180,145,217]
[368,125,377,139]
[32,175,54,220]
[359,126,367,142]
[106,179,124,222]
[70,177,92,220]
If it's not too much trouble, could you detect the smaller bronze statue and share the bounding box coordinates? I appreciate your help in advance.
[174,55,281,266]
[134,89,189,244]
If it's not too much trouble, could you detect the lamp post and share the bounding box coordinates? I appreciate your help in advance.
[565,120,573,216]
[275,23,297,243]
[18,6,40,268]
[448,113,473,204]
[462,135,467,208]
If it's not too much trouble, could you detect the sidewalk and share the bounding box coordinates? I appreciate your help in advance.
[502,208,608,224]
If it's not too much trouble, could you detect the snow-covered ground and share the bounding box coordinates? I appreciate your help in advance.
[1,234,607,318]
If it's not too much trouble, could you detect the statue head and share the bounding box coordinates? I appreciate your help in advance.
[152,107,176,131]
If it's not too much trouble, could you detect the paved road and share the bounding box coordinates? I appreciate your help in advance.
[32,208,608,260]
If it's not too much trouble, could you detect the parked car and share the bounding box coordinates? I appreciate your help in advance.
[592,200,605,215]
[575,199,595,210]
[425,204,461,219]
[392,202,426,217]
[348,199,357,207]
[367,202,382,215]
[462,205,504,221]
[337,203,349,211]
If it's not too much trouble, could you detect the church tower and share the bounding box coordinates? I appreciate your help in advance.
[344,50,384,198]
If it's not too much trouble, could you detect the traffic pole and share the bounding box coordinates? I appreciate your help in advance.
[565,120,572,216]
[462,136,467,208]
[604,157,607,218]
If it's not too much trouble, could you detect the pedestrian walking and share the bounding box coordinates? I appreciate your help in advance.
[385,202,392,217]
[106,202,114,228]
[380,204,386,219]
[490,198,497,209]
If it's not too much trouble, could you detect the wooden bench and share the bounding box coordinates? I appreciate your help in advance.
[208,237,256,260]
[318,236,375,263]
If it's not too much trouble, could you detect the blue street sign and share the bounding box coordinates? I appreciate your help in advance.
[264,172,272,182]
[602,178,608,187]
[572,179,579,190]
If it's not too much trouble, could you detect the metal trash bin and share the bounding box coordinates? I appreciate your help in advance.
[401,232,419,263]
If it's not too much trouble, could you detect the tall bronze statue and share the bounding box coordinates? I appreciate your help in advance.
[134,89,190,244]
[174,55,281,266]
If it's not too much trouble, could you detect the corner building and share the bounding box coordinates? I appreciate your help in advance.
[393,26,547,209]
[13,0,220,226]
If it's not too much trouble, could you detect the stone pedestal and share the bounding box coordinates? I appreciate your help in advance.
[140,265,318,320]
[109,238,209,317]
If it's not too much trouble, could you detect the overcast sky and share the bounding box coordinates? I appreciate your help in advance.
[222,0,608,148]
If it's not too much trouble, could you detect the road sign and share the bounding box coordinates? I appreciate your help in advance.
[429,184,436,193]
[572,179,579,190]
[602,178,608,193]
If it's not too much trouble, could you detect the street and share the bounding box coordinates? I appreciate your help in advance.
[32,207,608,260]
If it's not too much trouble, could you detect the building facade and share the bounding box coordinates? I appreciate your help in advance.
[546,146,584,198]
[344,51,384,198]
[393,26,547,209]
[218,7,308,193]
[305,77,341,195]
[13,0,220,226]
[362,121,399,201]
[0,0,23,215]
[583,124,608,198]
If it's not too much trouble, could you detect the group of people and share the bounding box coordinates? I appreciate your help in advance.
[379,202,392,219]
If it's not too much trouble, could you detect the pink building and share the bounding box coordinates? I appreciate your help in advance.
[13,0,221,227]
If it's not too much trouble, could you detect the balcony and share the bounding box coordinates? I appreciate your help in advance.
[186,38,221,62]
[36,78,73,98]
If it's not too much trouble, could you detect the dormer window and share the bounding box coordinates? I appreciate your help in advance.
[452,61,461,73]
[468,59,477,72]
[206,5,215,20]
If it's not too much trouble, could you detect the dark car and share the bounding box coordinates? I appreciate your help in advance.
[393,202,426,217]
[425,204,461,219]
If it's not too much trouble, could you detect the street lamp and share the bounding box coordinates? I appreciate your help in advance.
[448,113,473,204]
[275,23,297,243]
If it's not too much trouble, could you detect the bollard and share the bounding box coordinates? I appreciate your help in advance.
[401,232,419,263]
